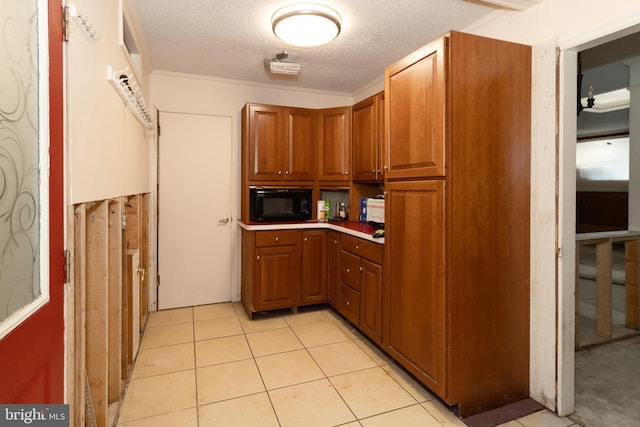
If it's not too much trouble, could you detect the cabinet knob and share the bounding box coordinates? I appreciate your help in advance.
[378,169,382,174]
[275,237,279,242]
[355,245,359,250]
[372,169,376,174]
[285,171,289,175]
[257,255,260,260]
[304,237,308,242]
[346,268,350,273]
[344,171,349,175]
[278,171,282,175]
[360,267,364,272]
[383,165,388,170]
[346,301,350,306]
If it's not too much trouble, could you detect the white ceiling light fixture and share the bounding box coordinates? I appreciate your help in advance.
[272,3,342,47]
[478,0,542,10]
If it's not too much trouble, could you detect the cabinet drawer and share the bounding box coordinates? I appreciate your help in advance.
[338,282,360,326]
[340,234,383,264]
[340,250,361,290]
[255,230,298,247]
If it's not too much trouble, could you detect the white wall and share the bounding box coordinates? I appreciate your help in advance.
[67,0,152,204]
[464,0,640,416]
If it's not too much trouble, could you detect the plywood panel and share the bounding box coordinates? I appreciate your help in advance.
[85,201,109,427]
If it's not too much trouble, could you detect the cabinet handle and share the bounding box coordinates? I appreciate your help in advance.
[344,171,349,175]
[372,169,376,174]
[278,171,282,175]
[346,301,350,306]
[256,255,260,260]
[355,245,359,250]
[285,171,289,175]
[383,165,388,170]
[346,268,350,274]
[304,237,308,242]
[275,237,279,242]
[378,169,382,173]
[360,267,364,272]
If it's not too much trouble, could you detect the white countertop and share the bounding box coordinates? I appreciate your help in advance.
[238,220,384,244]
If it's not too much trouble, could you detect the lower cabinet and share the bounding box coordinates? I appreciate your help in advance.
[241,228,330,317]
[337,234,383,344]
[253,230,299,312]
[241,227,383,340]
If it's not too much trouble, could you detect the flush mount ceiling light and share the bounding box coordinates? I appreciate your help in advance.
[272,3,342,47]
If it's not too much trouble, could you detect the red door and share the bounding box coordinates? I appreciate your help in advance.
[0,0,65,403]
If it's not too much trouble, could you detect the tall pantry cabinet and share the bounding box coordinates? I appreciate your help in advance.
[383,31,531,416]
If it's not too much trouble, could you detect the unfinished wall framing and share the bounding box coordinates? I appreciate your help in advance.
[67,193,150,427]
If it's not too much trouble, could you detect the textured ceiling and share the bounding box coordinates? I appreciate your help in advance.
[131,0,502,93]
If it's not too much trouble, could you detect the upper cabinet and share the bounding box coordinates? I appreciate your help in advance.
[242,103,315,183]
[352,92,384,182]
[317,106,351,183]
[385,38,446,179]
[285,107,317,181]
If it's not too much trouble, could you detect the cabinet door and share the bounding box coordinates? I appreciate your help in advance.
[327,231,339,307]
[384,179,445,395]
[247,104,284,181]
[254,244,298,311]
[352,96,377,182]
[317,106,351,182]
[385,38,446,179]
[301,231,327,305]
[360,258,382,344]
[284,108,316,181]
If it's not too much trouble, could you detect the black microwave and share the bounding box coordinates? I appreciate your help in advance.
[249,188,312,222]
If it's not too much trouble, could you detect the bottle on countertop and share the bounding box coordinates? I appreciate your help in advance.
[325,199,330,219]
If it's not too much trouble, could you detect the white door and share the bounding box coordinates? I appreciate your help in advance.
[158,112,233,309]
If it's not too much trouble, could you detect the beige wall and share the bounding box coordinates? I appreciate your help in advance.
[67,0,152,204]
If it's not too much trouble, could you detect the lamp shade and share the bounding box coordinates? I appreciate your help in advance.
[272,3,342,47]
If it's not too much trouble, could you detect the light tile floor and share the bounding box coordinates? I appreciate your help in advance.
[116,303,579,427]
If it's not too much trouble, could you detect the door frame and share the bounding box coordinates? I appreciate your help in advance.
[154,109,239,310]
[556,17,640,416]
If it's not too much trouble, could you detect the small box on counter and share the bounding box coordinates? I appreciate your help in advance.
[365,198,385,224]
[359,197,368,222]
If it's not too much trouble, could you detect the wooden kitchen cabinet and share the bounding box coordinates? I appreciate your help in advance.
[301,230,327,305]
[327,231,339,308]
[352,92,384,182]
[242,103,315,183]
[241,229,299,316]
[385,37,445,179]
[337,234,383,344]
[384,180,445,393]
[317,106,351,183]
[383,31,531,416]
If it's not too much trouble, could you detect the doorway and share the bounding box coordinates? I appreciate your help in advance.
[559,23,640,425]
[157,111,235,310]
